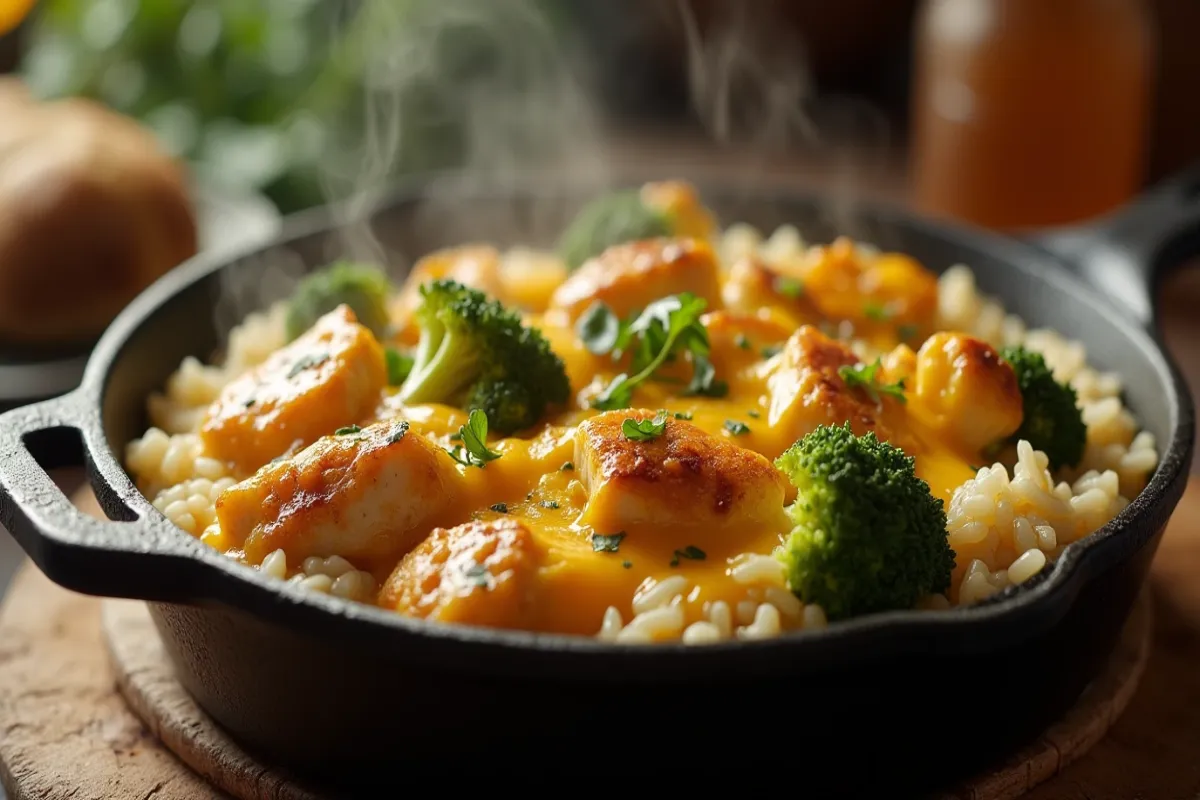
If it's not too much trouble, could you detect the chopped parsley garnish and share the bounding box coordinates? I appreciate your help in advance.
[385,347,414,386]
[334,425,362,436]
[776,277,804,299]
[540,500,560,510]
[864,302,892,322]
[463,563,490,587]
[490,502,508,513]
[735,334,752,350]
[592,532,626,553]
[897,323,919,343]
[760,344,783,359]
[286,352,330,379]
[560,461,575,471]
[446,409,502,468]
[576,302,623,356]
[590,293,722,410]
[746,409,761,419]
[243,398,257,408]
[622,560,633,569]
[386,421,410,444]
[724,419,751,436]
[673,411,693,420]
[670,545,707,566]
[838,358,907,405]
[622,411,669,442]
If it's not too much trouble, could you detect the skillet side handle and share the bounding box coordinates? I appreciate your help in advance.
[0,393,213,602]
[1031,162,1200,330]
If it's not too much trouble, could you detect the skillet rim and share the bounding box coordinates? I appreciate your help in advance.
[76,173,1195,669]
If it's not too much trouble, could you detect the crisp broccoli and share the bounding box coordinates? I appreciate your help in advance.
[398,278,570,434]
[557,189,674,270]
[285,261,392,342]
[1000,345,1087,470]
[774,423,954,621]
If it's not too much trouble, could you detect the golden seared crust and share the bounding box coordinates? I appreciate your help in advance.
[0,89,197,343]
[216,419,465,567]
[548,237,723,322]
[763,325,906,455]
[574,409,789,533]
[200,305,387,474]
[914,332,1024,452]
[379,518,541,630]
[389,245,503,346]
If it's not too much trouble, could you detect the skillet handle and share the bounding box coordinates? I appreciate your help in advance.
[1030,162,1200,330]
[0,392,213,602]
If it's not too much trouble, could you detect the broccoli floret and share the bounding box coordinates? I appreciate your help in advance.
[398,278,570,434]
[774,423,954,621]
[1000,345,1087,470]
[285,261,392,342]
[557,189,674,270]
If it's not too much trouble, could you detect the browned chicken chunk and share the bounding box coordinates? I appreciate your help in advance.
[549,237,723,323]
[573,409,789,535]
[200,305,387,473]
[379,518,542,630]
[215,419,465,567]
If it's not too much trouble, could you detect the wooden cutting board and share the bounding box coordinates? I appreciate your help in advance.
[2,480,1200,799]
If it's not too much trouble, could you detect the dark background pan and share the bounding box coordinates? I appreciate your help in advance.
[0,169,1197,795]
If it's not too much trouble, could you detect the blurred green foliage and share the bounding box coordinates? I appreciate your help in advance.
[19,0,583,214]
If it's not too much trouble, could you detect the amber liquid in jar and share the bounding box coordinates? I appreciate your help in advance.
[910,0,1156,231]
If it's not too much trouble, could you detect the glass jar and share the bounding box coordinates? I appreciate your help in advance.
[910,0,1156,231]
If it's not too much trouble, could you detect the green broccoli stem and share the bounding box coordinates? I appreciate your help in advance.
[399,325,481,405]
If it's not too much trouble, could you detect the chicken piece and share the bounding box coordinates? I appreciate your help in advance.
[720,254,817,325]
[379,518,541,630]
[216,419,465,567]
[640,180,717,240]
[701,309,796,378]
[801,236,939,328]
[573,409,789,534]
[390,245,504,346]
[763,325,907,456]
[548,237,723,323]
[200,305,387,474]
[913,332,1023,452]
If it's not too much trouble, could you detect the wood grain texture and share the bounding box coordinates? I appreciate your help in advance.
[0,481,1197,799]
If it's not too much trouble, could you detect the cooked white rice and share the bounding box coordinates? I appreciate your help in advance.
[124,222,1161,645]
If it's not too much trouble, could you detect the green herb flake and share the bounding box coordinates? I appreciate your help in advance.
[746,409,761,419]
[864,303,892,322]
[897,323,920,343]
[386,421,410,445]
[592,532,626,553]
[684,354,729,398]
[463,563,490,587]
[540,500,560,510]
[576,302,623,356]
[776,277,804,299]
[673,410,693,420]
[490,502,508,513]
[760,344,783,359]
[622,560,633,569]
[243,398,257,409]
[447,409,502,468]
[837,358,907,405]
[622,411,669,442]
[724,419,751,436]
[560,461,575,472]
[676,545,706,561]
[334,425,362,436]
[734,334,752,350]
[286,352,330,379]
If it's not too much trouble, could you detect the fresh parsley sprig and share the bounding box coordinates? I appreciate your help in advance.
[622,411,669,441]
[446,409,502,468]
[838,358,907,405]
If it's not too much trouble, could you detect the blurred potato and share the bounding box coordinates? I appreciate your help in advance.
[0,78,197,345]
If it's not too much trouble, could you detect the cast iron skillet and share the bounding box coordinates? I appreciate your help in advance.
[0,169,1197,795]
